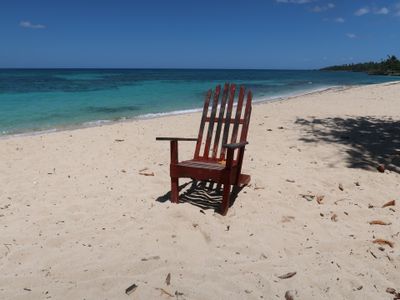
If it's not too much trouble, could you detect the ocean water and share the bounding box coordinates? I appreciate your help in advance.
[0,69,397,136]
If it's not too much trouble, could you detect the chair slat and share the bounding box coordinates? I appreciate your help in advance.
[240,91,252,142]
[211,83,229,159]
[203,85,221,158]
[230,86,245,144]
[194,89,212,159]
[220,84,236,160]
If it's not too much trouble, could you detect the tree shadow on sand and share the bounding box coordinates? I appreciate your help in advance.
[295,116,400,173]
[156,180,243,212]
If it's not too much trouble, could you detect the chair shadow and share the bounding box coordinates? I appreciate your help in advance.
[295,116,400,173]
[156,180,243,212]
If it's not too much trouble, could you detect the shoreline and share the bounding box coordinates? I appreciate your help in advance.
[1,82,395,141]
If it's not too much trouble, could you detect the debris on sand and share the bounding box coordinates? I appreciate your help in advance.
[155,287,174,297]
[175,290,184,297]
[372,239,394,248]
[141,255,160,261]
[331,213,338,222]
[300,194,314,202]
[282,216,295,223]
[254,184,265,190]
[278,272,297,279]
[382,200,395,208]
[165,273,171,285]
[285,290,295,300]
[125,283,138,295]
[316,195,324,204]
[377,165,385,173]
[139,168,155,176]
[369,220,391,226]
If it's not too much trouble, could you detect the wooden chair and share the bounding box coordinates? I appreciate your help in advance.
[156,83,252,215]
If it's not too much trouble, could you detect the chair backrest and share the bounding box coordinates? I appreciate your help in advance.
[194,83,252,161]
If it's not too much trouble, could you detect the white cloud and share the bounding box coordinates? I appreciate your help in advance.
[311,3,335,12]
[375,7,389,15]
[346,33,357,39]
[276,0,314,4]
[334,17,345,23]
[19,20,46,29]
[354,7,370,16]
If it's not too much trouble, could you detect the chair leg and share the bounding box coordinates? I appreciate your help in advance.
[171,177,179,203]
[221,181,231,216]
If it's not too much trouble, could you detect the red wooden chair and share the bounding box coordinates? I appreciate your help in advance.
[156,83,252,215]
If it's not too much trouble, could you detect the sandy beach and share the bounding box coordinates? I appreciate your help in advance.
[1,82,399,299]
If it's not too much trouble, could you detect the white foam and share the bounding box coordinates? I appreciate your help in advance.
[137,108,203,120]
[82,119,113,126]
[252,85,342,104]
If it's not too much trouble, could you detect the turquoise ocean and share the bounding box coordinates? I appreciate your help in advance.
[0,69,397,136]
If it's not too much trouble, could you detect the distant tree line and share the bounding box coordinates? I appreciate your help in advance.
[321,55,400,76]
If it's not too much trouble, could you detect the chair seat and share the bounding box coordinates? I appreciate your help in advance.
[177,159,231,170]
[174,159,249,187]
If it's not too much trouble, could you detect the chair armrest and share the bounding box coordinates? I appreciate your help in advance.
[222,141,248,149]
[156,137,197,142]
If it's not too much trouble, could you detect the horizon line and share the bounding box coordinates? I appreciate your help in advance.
[0,67,322,71]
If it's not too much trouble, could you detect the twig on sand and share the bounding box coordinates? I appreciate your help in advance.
[155,288,174,297]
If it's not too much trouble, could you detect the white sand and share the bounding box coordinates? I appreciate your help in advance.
[1,82,399,299]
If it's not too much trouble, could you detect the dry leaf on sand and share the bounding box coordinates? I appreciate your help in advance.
[372,239,394,248]
[382,200,395,208]
[386,287,396,294]
[369,220,391,225]
[139,168,155,176]
[316,195,324,204]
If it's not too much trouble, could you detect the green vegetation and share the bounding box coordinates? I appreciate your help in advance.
[321,55,400,76]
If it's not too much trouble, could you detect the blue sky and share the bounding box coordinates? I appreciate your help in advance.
[0,0,399,69]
